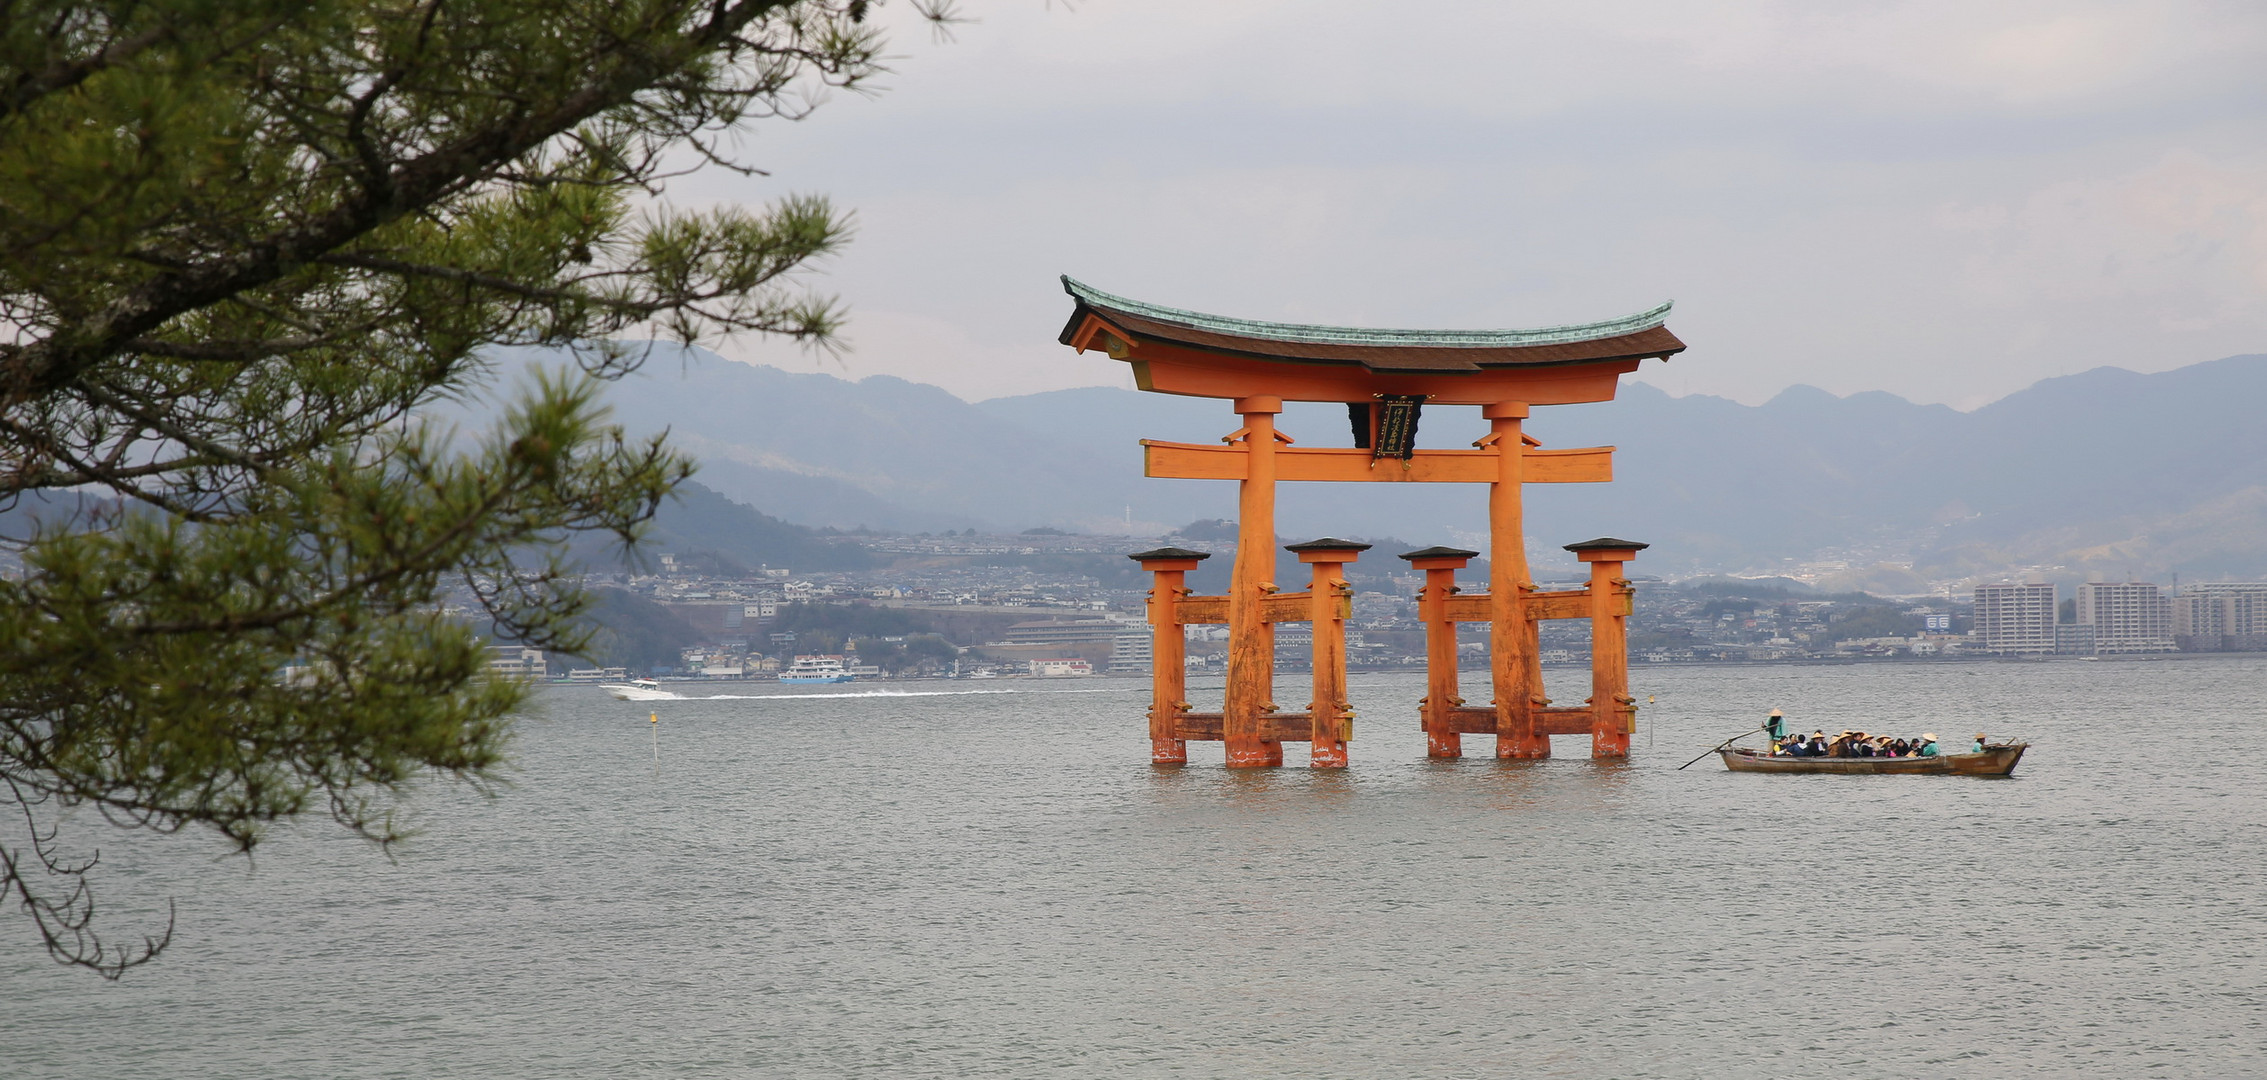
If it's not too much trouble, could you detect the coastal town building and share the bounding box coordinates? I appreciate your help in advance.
[1028,657,1095,677]
[485,645,547,678]
[1001,618,1142,648]
[2075,581,2174,653]
[1110,630,1153,673]
[1972,582,2056,654]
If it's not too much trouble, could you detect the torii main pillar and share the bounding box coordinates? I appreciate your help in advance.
[1484,401,1547,759]
[1059,275,1686,767]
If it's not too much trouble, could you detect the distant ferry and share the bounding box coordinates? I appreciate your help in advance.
[780,655,855,684]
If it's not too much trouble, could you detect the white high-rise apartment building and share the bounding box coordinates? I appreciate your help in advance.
[2172,594,2236,638]
[2076,581,2174,653]
[2180,582,2267,638]
[1973,583,2056,654]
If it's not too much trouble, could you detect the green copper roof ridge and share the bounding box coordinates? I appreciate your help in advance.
[1061,276,1672,349]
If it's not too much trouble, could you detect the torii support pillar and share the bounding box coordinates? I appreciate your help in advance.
[1288,538,1371,768]
[1484,401,1549,760]
[1129,546,1211,765]
[1402,546,1479,758]
[1567,538,1647,758]
[1223,395,1287,769]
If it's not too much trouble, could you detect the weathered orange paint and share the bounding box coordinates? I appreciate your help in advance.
[1175,712,1315,742]
[1408,551,1474,758]
[1141,441,1614,485]
[1485,403,1548,760]
[1068,287,1671,768]
[1575,545,1644,758]
[1444,706,1601,735]
[1133,552,1205,765]
[1113,337,1642,406]
[1295,545,1364,768]
[1438,588,1621,624]
[1222,398,1282,769]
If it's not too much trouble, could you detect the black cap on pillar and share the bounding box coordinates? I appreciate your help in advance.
[1127,546,1212,563]
[1287,537,1371,565]
[1562,537,1648,554]
[1397,545,1480,562]
[1284,537,1373,554]
[1563,537,1646,564]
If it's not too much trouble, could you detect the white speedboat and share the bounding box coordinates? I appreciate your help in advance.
[600,678,672,701]
[780,656,855,684]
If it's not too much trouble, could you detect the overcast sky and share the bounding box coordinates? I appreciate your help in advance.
[679,1,2267,410]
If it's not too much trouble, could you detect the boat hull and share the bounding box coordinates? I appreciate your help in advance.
[1719,745,2027,776]
[779,674,854,685]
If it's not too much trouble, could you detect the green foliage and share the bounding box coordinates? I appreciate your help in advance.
[849,633,956,674]
[631,479,873,573]
[0,0,947,978]
[580,588,703,674]
[772,600,937,641]
[1821,606,1924,643]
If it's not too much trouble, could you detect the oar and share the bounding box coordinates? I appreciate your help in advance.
[1678,726,1763,770]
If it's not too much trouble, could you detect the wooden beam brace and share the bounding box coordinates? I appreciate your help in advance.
[1143,441,1613,484]
[1441,706,1599,736]
[1437,588,1628,623]
[1176,711,1316,742]
[1177,596,1228,624]
[1171,592,1350,625]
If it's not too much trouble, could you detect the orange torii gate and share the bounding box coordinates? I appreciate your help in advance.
[1058,277,1685,768]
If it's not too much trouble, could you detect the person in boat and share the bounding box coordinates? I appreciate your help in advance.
[1806,730,1828,756]
[1972,733,1988,753]
[1915,733,1941,757]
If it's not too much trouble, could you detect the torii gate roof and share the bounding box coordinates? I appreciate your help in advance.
[1057,277,1684,405]
[1058,277,1683,375]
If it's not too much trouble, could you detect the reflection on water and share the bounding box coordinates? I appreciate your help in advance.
[7,658,2266,1079]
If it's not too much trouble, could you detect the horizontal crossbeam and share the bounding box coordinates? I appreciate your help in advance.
[1440,706,1600,736]
[1173,592,1351,625]
[1178,586,1625,627]
[1438,588,1630,622]
[1143,441,1613,484]
[1175,711,1318,742]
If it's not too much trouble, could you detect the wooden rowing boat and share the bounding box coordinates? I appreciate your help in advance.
[1718,744,2028,776]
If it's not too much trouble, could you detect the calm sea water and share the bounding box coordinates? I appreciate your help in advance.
[7,657,2264,1078]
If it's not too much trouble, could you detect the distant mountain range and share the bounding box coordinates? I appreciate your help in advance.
[479,345,2267,585]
